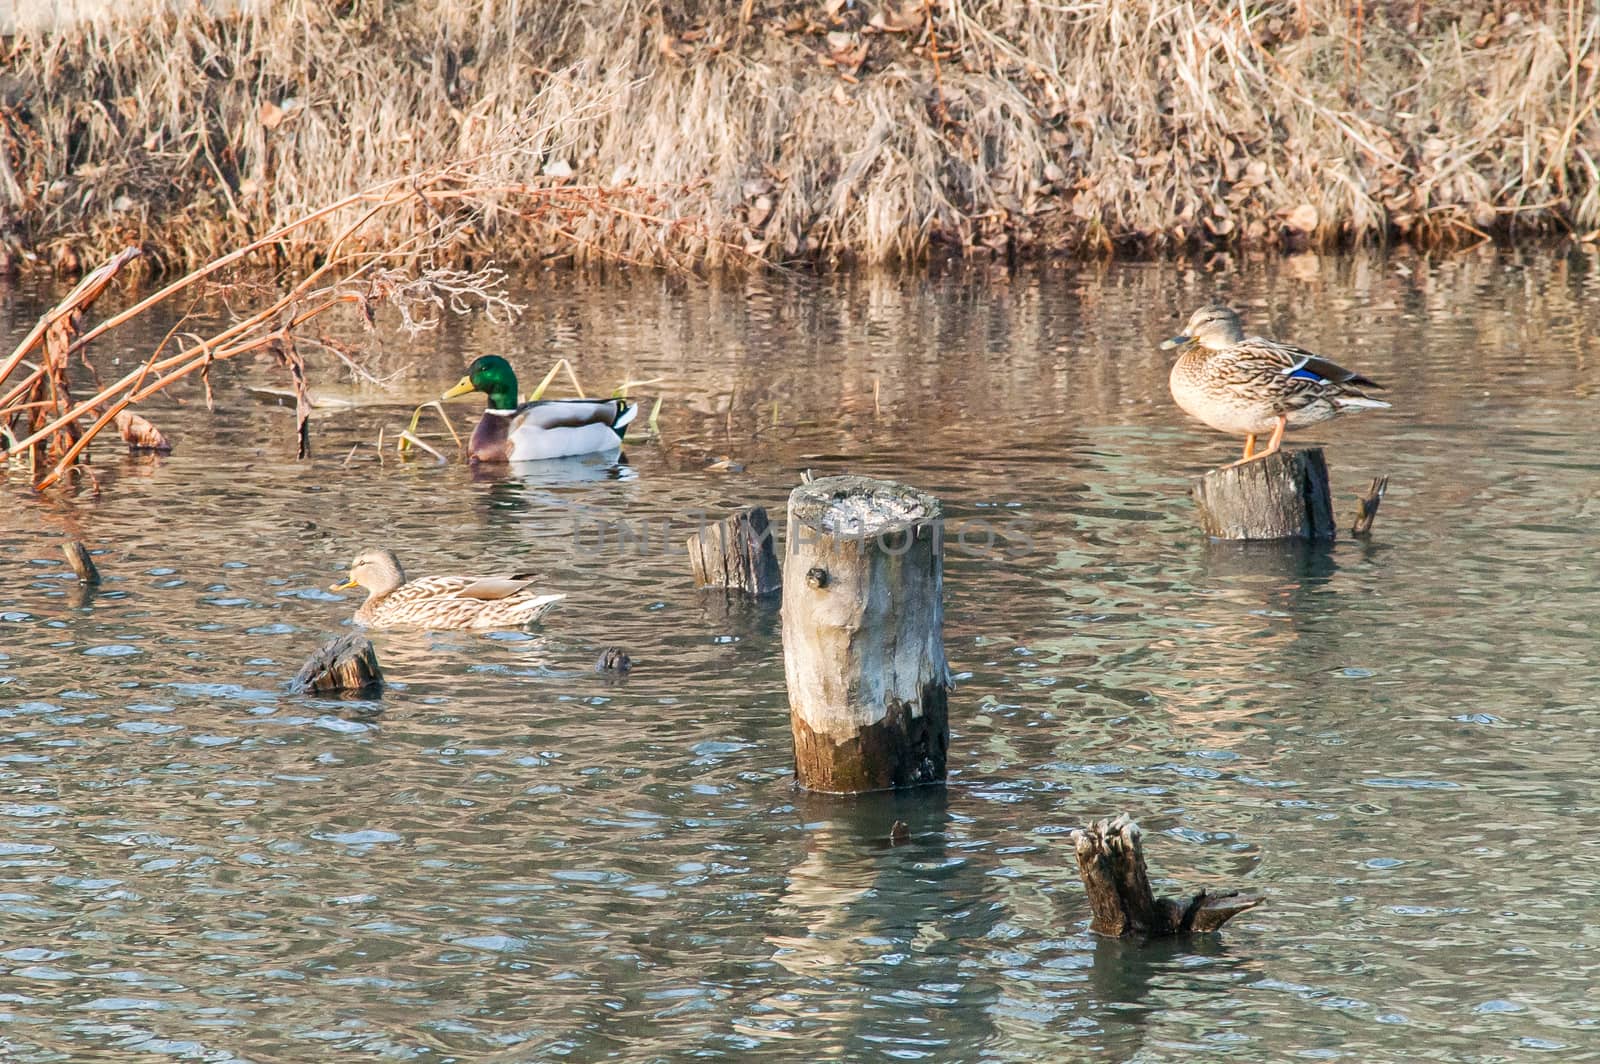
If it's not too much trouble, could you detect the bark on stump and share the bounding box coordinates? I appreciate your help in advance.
[292,633,384,695]
[62,541,101,585]
[1191,448,1335,541]
[1073,814,1262,936]
[687,506,781,595]
[782,475,949,793]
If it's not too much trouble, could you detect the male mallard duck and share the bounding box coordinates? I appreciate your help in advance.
[442,355,636,462]
[331,548,564,629]
[1162,304,1389,466]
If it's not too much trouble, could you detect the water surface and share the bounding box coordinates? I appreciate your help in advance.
[3,250,1599,1061]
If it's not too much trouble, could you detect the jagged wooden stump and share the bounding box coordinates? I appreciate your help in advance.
[62,541,101,585]
[1073,814,1262,936]
[1191,448,1335,541]
[687,505,781,595]
[594,646,632,675]
[782,475,949,793]
[292,633,384,695]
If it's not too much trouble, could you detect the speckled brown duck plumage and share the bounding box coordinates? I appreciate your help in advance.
[332,548,564,630]
[1162,304,1389,466]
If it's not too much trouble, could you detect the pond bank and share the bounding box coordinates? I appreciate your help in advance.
[2,0,1598,274]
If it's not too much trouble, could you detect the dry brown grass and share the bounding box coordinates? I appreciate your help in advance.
[1,0,1597,272]
[0,168,575,489]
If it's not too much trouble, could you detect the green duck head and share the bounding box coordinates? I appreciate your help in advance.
[443,355,519,411]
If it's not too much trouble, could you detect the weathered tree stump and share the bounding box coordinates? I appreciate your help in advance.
[782,475,950,793]
[291,633,384,695]
[687,505,781,595]
[1191,448,1335,541]
[62,540,101,585]
[1073,814,1262,936]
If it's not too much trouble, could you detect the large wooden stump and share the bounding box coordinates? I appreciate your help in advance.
[1073,814,1262,936]
[687,505,781,595]
[291,633,384,695]
[1191,448,1335,541]
[782,475,950,793]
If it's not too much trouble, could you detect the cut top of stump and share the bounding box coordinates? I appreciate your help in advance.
[789,475,942,537]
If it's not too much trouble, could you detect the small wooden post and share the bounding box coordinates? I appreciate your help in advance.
[1191,448,1335,541]
[782,475,949,793]
[1073,814,1262,936]
[594,646,632,675]
[291,633,384,695]
[687,506,781,595]
[1351,475,1388,536]
[62,541,101,585]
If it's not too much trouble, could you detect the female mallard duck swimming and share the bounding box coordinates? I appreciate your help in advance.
[443,355,636,462]
[1162,304,1389,467]
[332,548,564,629]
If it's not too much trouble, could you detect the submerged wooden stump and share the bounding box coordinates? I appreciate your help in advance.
[292,633,384,695]
[687,505,781,595]
[1073,814,1262,936]
[61,541,101,585]
[782,475,950,793]
[594,646,632,675]
[1192,448,1335,541]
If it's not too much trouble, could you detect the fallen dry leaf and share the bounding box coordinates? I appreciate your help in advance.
[1283,203,1319,232]
[747,194,774,228]
[826,31,869,75]
[115,410,173,452]
[871,2,925,33]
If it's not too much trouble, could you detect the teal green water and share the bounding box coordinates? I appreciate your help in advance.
[3,251,1599,1061]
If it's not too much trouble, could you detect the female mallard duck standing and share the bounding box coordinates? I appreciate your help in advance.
[1162,304,1389,467]
[332,548,564,629]
[443,355,636,462]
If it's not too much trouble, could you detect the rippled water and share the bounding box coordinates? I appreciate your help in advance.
[4,250,1600,1061]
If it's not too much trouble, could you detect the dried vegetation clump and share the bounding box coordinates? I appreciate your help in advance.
[1,0,1598,271]
[0,171,540,490]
